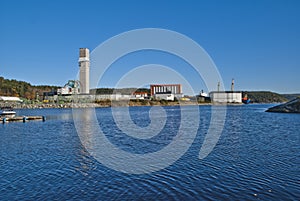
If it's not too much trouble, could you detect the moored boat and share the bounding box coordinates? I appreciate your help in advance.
[0,106,17,118]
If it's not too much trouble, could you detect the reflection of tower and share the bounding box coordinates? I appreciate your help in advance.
[79,48,90,94]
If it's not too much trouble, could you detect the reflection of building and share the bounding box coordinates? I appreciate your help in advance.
[79,48,90,94]
[150,84,183,100]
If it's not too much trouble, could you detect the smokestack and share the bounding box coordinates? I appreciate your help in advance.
[79,48,90,94]
[231,79,234,91]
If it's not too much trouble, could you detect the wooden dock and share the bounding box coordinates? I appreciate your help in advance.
[1,116,46,123]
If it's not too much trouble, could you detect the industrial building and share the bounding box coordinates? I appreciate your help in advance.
[150,84,183,100]
[57,80,79,95]
[150,84,181,96]
[209,79,242,103]
[131,91,149,100]
[0,96,22,102]
[209,91,242,103]
[79,48,90,94]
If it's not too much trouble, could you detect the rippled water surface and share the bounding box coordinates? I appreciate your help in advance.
[0,104,299,200]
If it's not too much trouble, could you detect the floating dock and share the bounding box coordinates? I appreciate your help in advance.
[1,116,46,123]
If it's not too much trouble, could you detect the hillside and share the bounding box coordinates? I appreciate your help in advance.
[90,88,150,95]
[281,94,300,101]
[0,76,58,100]
[243,91,288,103]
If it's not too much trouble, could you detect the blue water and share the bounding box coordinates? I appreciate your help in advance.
[0,104,299,200]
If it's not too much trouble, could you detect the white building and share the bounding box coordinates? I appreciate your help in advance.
[155,93,175,101]
[57,80,79,95]
[131,92,149,100]
[209,91,242,103]
[0,96,22,102]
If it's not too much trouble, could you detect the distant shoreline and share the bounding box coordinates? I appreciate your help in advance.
[2,101,203,109]
[1,101,281,110]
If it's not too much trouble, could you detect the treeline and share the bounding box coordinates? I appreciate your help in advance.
[281,94,300,101]
[0,76,58,100]
[244,91,288,103]
[90,88,150,95]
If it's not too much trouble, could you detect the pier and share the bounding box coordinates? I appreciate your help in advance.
[1,116,46,123]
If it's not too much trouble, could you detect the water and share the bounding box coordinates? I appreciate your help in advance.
[0,104,299,200]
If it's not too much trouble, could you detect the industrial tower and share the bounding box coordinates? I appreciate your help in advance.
[79,48,90,94]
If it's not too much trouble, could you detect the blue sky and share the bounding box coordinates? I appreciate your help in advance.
[0,0,299,94]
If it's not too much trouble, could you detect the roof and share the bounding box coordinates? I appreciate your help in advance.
[0,96,23,102]
[209,91,242,94]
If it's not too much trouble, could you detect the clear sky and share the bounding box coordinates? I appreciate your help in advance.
[0,0,299,94]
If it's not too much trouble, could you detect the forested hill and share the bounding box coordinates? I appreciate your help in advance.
[0,76,58,99]
[245,91,288,103]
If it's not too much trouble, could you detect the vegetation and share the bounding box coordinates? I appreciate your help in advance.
[281,94,300,101]
[90,88,150,95]
[244,91,288,103]
[0,76,58,100]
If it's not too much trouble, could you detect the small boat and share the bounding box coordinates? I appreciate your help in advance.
[0,106,17,118]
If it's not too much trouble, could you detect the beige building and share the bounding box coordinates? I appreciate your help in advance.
[209,91,242,103]
[79,48,90,94]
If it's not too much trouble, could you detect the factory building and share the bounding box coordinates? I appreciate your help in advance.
[150,84,182,96]
[131,91,149,100]
[79,48,90,94]
[150,84,183,101]
[209,79,242,103]
[57,80,79,95]
[209,91,242,103]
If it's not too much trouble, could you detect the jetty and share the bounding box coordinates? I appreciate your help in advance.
[1,116,46,123]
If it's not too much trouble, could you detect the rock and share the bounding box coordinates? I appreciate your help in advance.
[266,98,300,113]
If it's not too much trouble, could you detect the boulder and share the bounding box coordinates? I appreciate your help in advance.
[266,98,300,113]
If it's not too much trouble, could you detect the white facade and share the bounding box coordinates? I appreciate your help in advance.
[0,96,22,102]
[209,92,242,103]
[79,48,90,94]
[155,93,175,101]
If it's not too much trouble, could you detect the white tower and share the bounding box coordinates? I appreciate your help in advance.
[79,48,90,94]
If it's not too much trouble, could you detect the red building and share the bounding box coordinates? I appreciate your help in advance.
[150,84,182,96]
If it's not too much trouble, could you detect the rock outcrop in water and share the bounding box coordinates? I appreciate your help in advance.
[266,98,300,113]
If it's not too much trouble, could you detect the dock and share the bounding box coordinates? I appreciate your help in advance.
[1,116,46,123]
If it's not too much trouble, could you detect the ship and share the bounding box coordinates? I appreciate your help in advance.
[242,94,251,104]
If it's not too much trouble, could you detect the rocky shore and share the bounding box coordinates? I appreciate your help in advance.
[266,98,300,113]
[1,100,201,109]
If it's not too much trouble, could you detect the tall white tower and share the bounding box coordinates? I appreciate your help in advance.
[79,48,90,94]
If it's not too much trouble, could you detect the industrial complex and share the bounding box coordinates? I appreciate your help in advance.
[41,48,247,104]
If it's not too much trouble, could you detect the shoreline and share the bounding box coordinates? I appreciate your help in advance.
[1,100,280,110]
[2,101,206,109]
